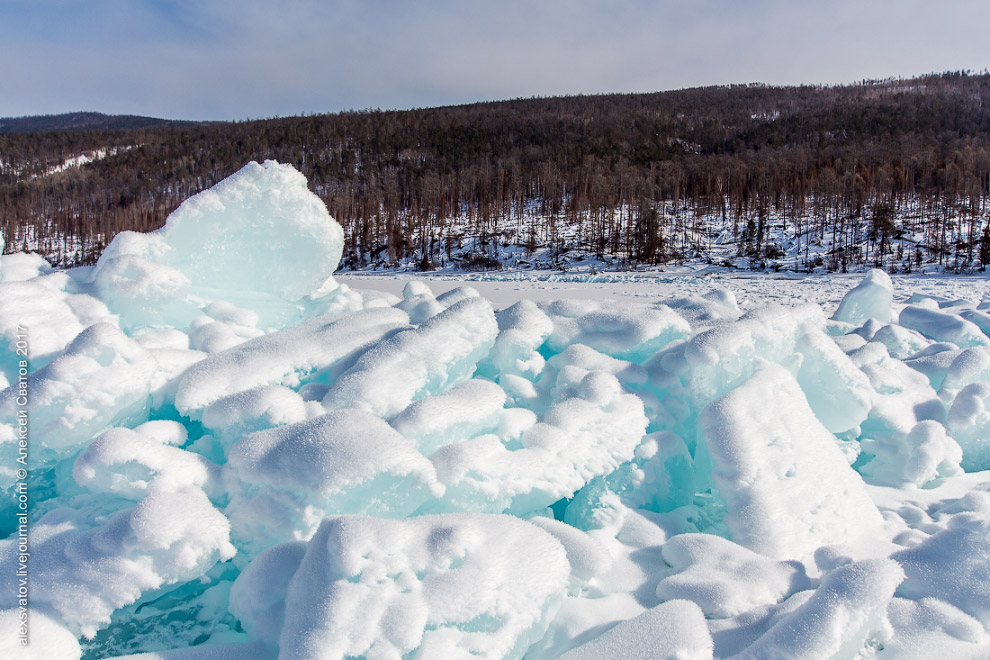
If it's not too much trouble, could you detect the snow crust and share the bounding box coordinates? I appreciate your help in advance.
[556,599,713,660]
[3,163,990,660]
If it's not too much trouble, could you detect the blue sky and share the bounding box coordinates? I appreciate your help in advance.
[2,0,988,120]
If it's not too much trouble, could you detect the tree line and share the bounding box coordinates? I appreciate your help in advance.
[1,71,989,271]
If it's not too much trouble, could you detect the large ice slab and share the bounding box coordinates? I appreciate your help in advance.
[97,160,342,300]
[89,161,344,329]
[686,304,872,434]
[696,363,884,560]
[223,410,442,553]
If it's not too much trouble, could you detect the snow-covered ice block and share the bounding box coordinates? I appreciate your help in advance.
[833,331,867,354]
[436,285,481,307]
[73,424,216,499]
[903,344,963,390]
[859,420,963,488]
[899,303,990,349]
[687,304,872,434]
[393,282,482,324]
[851,342,946,430]
[392,378,507,455]
[0,251,53,282]
[0,485,235,638]
[664,288,741,327]
[851,318,884,342]
[947,382,990,471]
[732,558,904,660]
[131,419,189,445]
[543,299,690,363]
[0,274,115,378]
[938,346,990,406]
[557,599,713,660]
[228,540,307,648]
[848,342,948,479]
[175,307,409,417]
[394,280,445,324]
[187,301,265,353]
[959,308,990,338]
[91,161,344,325]
[488,300,554,380]
[589,429,698,517]
[0,323,156,468]
[655,533,811,618]
[201,385,311,445]
[832,268,893,325]
[869,323,932,360]
[231,514,570,660]
[223,410,442,553]
[696,363,883,560]
[430,347,648,515]
[324,297,498,419]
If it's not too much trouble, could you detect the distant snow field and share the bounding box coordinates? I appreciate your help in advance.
[339,269,990,316]
[2,162,990,660]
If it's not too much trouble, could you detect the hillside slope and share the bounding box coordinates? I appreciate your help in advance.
[1,71,988,272]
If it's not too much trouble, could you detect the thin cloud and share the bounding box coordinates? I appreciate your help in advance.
[1,0,987,120]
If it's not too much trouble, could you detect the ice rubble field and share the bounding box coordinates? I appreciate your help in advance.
[2,162,990,660]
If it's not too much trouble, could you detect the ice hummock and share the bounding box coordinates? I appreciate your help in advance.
[2,163,990,660]
[230,514,570,660]
[832,268,894,326]
[90,160,346,330]
[695,362,883,560]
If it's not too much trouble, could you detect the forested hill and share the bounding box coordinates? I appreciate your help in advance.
[0,112,202,135]
[2,71,989,272]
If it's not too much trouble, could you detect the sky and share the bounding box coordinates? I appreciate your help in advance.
[2,0,988,121]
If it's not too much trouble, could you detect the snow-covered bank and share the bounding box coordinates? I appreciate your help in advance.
[2,162,990,659]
